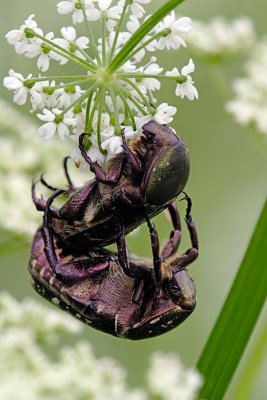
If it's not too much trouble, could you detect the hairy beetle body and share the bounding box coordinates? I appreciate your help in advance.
[29,228,196,340]
[33,121,190,252]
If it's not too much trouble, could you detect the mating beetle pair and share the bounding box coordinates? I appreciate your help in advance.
[29,121,198,339]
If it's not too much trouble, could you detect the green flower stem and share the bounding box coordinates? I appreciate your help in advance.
[197,198,267,400]
[128,94,147,115]
[119,77,153,112]
[85,90,94,133]
[81,1,101,65]
[76,47,98,68]
[125,31,166,61]
[107,0,185,74]
[108,86,120,134]
[101,13,107,66]
[88,88,101,135]
[57,82,98,118]
[117,73,181,80]
[109,0,129,61]
[96,88,106,153]
[113,84,136,130]
[49,77,97,90]
[28,30,94,72]
[233,312,267,399]
[25,75,92,84]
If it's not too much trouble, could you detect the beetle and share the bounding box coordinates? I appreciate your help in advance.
[29,192,198,339]
[32,121,190,259]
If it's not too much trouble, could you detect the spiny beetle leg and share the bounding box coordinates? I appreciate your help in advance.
[79,133,125,184]
[42,189,111,281]
[145,214,162,296]
[161,201,182,261]
[171,193,199,273]
[121,128,143,172]
[116,224,151,279]
[32,181,60,218]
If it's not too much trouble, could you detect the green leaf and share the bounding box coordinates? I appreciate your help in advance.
[107,0,185,74]
[197,198,267,400]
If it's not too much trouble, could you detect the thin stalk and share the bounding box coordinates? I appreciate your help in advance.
[27,30,94,71]
[125,31,165,61]
[101,13,107,66]
[117,73,180,80]
[128,94,147,115]
[119,77,153,111]
[57,81,98,118]
[109,0,129,61]
[108,86,120,134]
[113,84,136,130]
[76,47,98,68]
[197,198,267,400]
[48,76,97,90]
[107,0,185,74]
[25,75,91,84]
[96,87,106,153]
[80,1,101,64]
[85,90,94,134]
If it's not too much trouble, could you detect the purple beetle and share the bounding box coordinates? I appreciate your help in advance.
[29,194,198,339]
[32,121,190,280]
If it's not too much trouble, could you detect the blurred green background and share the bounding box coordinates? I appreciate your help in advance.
[0,1,266,399]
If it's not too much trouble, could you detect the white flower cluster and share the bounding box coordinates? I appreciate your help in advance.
[226,37,267,137]
[147,352,203,400]
[4,0,198,166]
[0,291,202,400]
[187,16,255,59]
[0,99,87,237]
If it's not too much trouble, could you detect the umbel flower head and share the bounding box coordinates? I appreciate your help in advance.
[4,0,198,166]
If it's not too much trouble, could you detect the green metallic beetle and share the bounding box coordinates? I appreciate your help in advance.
[32,121,190,281]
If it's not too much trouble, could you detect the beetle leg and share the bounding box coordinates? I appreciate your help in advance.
[170,193,199,273]
[79,133,125,184]
[42,190,111,281]
[116,224,151,278]
[145,215,162,296]
[32,181,60,218]
[161,201,182,261]
[121,128,143,172]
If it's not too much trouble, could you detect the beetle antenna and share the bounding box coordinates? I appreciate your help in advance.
[63,156,75,189]
[40,174,58,191]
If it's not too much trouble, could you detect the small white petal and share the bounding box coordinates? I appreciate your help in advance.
[38,121,56,139]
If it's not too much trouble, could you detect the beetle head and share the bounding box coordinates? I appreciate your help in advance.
[125,269,196,339]
[141,121,190,206]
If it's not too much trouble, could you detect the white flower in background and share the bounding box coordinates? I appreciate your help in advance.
[0,292,202,400]
[4,2,197,166]
[226,37,267,137]
[0,99,87,236]
[147,352,203,400]
[187,16,255,58]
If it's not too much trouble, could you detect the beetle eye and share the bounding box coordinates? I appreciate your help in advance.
[168,282,181,303]
[145,132,158,145]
